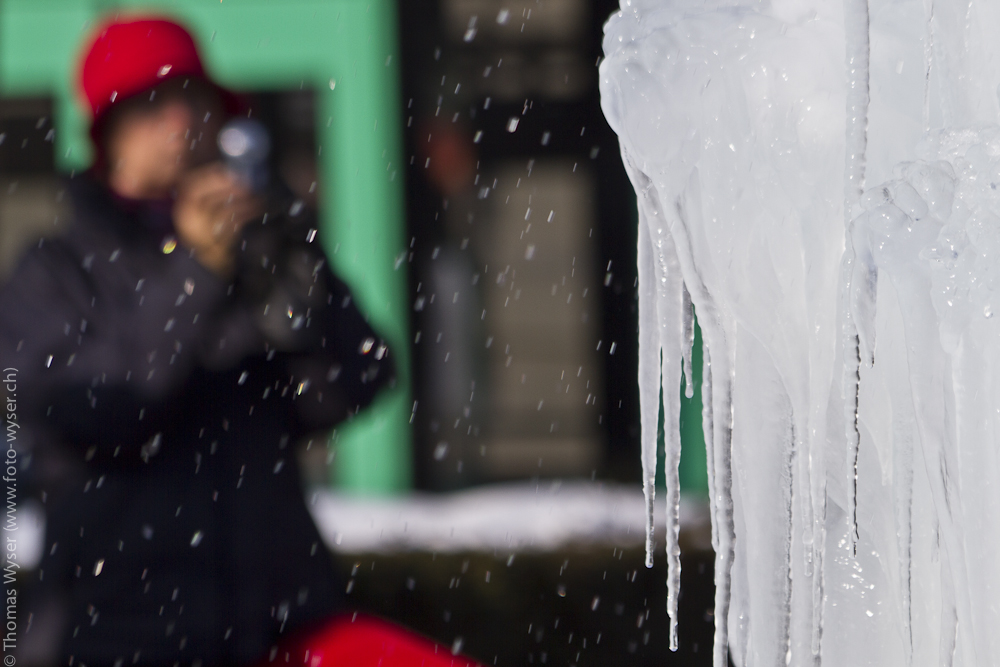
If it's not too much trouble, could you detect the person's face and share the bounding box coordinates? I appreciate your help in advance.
[103,79,224,199]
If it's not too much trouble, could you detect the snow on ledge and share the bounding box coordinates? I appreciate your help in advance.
[308,481,710,554]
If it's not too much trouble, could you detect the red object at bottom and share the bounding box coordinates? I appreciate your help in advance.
[272,614,482,667]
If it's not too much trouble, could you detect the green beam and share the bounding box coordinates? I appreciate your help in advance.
[679,318,708,495]
[656,314,709,496]
[0,0,413,494]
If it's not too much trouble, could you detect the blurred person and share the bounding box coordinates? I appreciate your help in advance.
[0,17,395,667]
[418,117,477,199]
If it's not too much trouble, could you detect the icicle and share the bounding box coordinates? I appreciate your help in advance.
[810,501,826,657]
[670,180,734,667]
[624,158,734,667]
[897,438,914,666]
[808,370,830,656]
[681,286,695,399]
[842,0,871,556]
[650,225,685,652]
[712,371,735,667]
[843,318,861,554]
[780,423,796,667]
[808,357,829,658]
[702,346,718,555]
[843,322,861,553]
[798,416,816,584]
[637,209,661,570]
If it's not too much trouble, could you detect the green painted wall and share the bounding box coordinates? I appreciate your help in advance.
[0,0,413,493]
[656,316,709,497]
[679,319,708,495]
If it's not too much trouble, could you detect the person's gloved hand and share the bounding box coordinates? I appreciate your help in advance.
[174,163,262,277]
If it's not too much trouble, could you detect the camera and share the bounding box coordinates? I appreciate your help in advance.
[217,118,271,192]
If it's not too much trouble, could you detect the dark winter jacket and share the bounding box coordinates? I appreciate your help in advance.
[0,174,394,667]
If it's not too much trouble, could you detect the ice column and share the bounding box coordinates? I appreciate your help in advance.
[601,0,1000,665]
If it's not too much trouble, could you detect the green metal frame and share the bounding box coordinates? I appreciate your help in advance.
[0,0,412,493]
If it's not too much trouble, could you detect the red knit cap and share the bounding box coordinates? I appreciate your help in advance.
[79,17,207,124]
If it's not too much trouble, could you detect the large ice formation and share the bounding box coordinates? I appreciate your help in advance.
[599,1,1000,666]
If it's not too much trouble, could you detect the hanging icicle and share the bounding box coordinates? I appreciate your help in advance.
[842,0,872,556]
[637,208,661,570]
[651,225,685,652]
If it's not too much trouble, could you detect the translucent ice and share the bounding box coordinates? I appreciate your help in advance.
[601,1,1000,665]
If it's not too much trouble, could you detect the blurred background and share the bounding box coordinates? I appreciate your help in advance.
[0,0,717,664]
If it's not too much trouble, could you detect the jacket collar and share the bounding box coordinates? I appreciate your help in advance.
[66,172,176,247]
